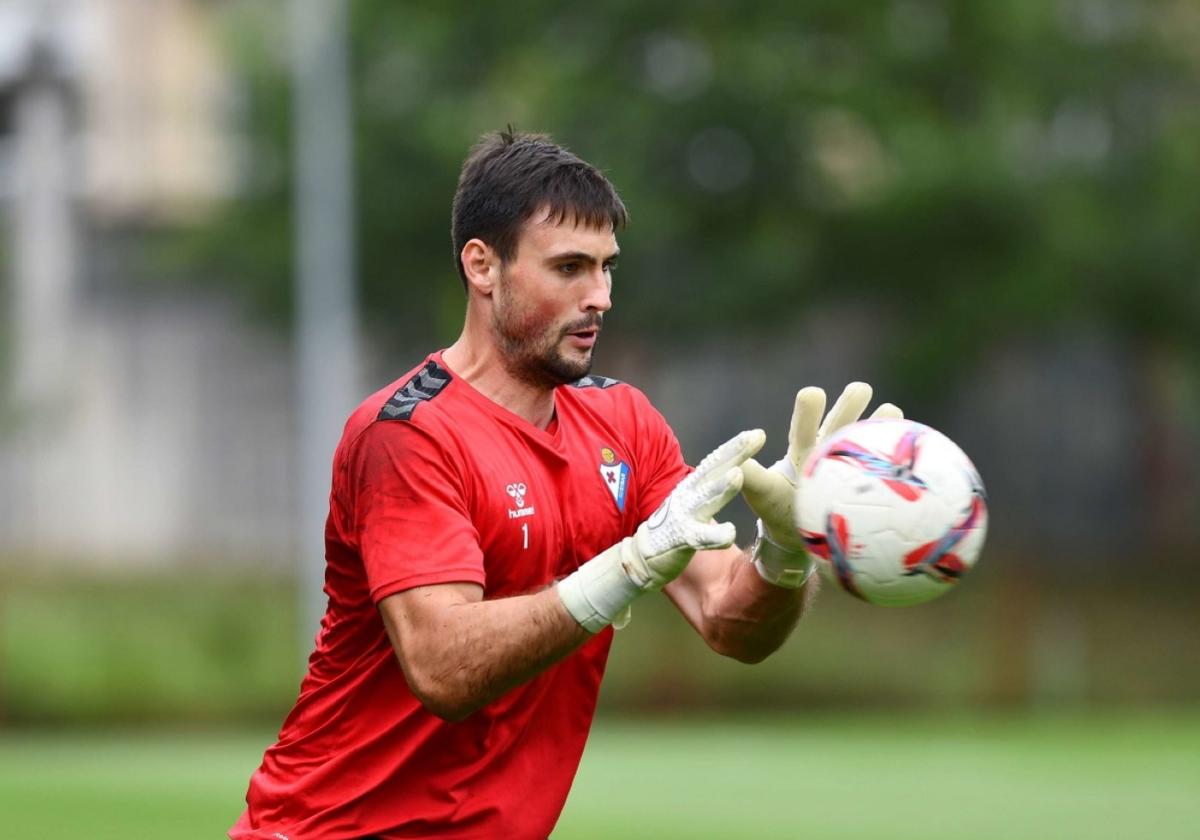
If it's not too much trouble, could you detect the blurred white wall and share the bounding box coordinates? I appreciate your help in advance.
[0,0,235,218]
[0,0,293,566]
[78,0,236,220]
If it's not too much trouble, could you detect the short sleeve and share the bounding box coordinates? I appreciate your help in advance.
[626,388,692,521]
[346,422,486,602]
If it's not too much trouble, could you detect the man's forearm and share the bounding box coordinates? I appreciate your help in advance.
[380,585,590,721]
[666,547,818,664]
[715,552,818,662]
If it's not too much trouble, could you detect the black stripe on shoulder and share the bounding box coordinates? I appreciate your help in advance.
[569,374,622,389]
[378,361,453,422]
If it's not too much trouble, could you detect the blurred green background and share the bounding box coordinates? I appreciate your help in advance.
[1,0,1197,837]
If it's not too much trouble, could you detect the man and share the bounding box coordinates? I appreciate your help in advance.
[231,130,900,840]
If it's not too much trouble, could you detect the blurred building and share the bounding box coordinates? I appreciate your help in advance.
[0,0,294,565]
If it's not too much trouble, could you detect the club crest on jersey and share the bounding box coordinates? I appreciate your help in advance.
[506,482,535,519]
[598,447,630,513]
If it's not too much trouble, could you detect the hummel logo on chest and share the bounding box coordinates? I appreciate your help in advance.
[506,482,536,519]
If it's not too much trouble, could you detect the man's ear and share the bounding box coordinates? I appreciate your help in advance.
[461,239,499,295]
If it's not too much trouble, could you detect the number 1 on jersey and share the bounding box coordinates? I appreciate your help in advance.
[521,522,529,550]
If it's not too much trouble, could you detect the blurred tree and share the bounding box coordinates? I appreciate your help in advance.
[181,0,1200,390]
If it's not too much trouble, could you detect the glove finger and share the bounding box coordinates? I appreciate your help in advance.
[740,458,792,524]
[690,520,738,550]
[739,457,773,501]
[869,402,904,420]
[816,382,873,443]
[692,429,765,483]
[693,466,745,520]
[787,387,826,473]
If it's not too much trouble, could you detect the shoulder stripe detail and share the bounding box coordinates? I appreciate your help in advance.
[378,361,453,421]
[569,374,622,389]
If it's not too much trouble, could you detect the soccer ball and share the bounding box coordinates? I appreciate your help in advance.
[796,418,988,607]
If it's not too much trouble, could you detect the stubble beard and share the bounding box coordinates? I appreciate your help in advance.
[491,283,600,389]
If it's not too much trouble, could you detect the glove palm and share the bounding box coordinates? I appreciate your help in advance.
[741,382,902,586]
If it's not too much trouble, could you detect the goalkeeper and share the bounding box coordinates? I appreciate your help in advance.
[231,130,900,840]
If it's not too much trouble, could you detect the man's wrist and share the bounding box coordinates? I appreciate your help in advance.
[751,521,816,589]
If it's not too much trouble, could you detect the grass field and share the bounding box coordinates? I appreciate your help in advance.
[2,712,1197,839]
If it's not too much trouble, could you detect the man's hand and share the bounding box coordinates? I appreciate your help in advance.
[557,428,766,632]
[741,382,902,588]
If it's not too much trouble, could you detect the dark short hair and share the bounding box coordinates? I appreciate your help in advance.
[451,129,628,289]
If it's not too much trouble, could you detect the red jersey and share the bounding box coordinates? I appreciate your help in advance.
[231,352,689,840]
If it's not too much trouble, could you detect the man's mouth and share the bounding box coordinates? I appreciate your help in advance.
[564,316,602,344]
[564,321,601,349]
[566,329,598,348]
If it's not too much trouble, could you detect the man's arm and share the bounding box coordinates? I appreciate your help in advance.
[664,383,902,663]
[663,546,818,663]
[379,583,587,722]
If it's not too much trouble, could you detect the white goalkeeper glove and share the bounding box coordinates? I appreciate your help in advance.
[557,428,766,633]
[740,382,903,588]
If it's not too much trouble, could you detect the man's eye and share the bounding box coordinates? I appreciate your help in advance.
[559,263,579,275]
[604,262,618,273]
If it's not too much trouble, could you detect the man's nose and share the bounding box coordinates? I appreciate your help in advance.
[582,268,612,312]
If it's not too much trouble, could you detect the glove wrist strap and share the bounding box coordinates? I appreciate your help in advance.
[557,537,645,633]
[751,520,816,590]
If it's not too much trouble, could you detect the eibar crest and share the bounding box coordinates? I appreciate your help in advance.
[598,447,630,513]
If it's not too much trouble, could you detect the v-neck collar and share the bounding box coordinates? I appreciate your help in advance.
[435,351,566,452]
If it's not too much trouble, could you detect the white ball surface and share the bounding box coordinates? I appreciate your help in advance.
[796,419,988,606]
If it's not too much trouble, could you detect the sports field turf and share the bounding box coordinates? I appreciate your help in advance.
[1,713,1196,839]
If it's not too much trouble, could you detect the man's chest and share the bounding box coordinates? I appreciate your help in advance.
[466,426,643,595]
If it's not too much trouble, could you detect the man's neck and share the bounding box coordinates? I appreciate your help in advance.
[442,337,557,429]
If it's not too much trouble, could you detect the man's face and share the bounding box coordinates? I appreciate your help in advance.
[490,208,618,387]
